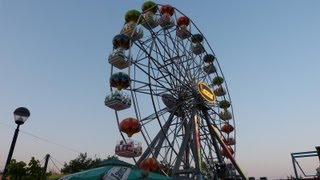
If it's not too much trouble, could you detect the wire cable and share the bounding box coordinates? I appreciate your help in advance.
[0,121,81,154]
[50,156,65,167]
[49,157,61,173]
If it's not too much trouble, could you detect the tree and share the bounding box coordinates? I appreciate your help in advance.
[7,159,27,180]
[26,157,46,180]
[6,157,46,180]
[61,153,101,174]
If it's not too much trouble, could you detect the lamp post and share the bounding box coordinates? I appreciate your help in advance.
[1,107,30,180]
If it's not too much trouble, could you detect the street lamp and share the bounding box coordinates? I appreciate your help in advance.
[2,107,30,180]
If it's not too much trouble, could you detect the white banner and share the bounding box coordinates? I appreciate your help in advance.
[103,166,131,180]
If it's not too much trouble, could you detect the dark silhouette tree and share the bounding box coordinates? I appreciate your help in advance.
[61,153,101,174]
[26,157,46,180]
[6,157,46,180]
[7,159,27,180]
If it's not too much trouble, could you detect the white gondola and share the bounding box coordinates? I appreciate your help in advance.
[121,22,143,42]
[115,139,142,158]
[191,43,205,55]
[203,63,216,74]
[176,27,191,39]
[141,12,158,30]
[108,49,132,69]
[158,14,175,29]
[219,109,232,121]
[105,91,131,111]
[214,86,226,96]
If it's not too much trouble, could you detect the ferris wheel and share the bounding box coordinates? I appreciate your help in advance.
[105,1,246,179]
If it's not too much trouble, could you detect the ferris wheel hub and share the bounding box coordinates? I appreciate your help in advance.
[197,82,216,103]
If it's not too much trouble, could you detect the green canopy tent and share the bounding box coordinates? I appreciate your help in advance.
[59,158,172,180]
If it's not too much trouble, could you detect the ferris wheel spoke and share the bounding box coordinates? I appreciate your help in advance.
[146,32,196,86]
[139,108,168,126]
[202,110,224,163]
[135,34,199,92]
[205,109,226,133]
[189,109,203,179]
[153,30,176,56]
[134,42,187,94]
[131,61,176,96]
[199,118,218,162]
[203,110,246,178]
[153,114,177,158]
[149,52,188,87]
[164,31,185,61]
[171,116,193,176]
[131,79,171,96]
[137,111,175,164]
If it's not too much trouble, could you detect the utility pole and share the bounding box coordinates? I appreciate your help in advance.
[43,154,50,175]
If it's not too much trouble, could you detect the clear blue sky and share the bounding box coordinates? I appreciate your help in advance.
[1,0,319,179]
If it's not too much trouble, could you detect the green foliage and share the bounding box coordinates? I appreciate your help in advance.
[60,153,102,174]
[26,157,46,180]
[7,157,46,180]
[7,159,27,180]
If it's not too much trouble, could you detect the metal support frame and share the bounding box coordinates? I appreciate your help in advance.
[172,116,193,177]
[191,108,203,180]
[137,112,175,164]
[203,110,247,179]
[291,151,318,179]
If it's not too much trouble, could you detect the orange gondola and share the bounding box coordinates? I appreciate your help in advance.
[139,157,160,172]
[221,123,234,134]
[176,16,191,39]
[160,5,174,16]
[159,4,175,29]
[119,117,141,138]
[177,16,190,27]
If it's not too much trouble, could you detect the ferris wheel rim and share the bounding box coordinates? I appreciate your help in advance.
[107,3,240,178]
